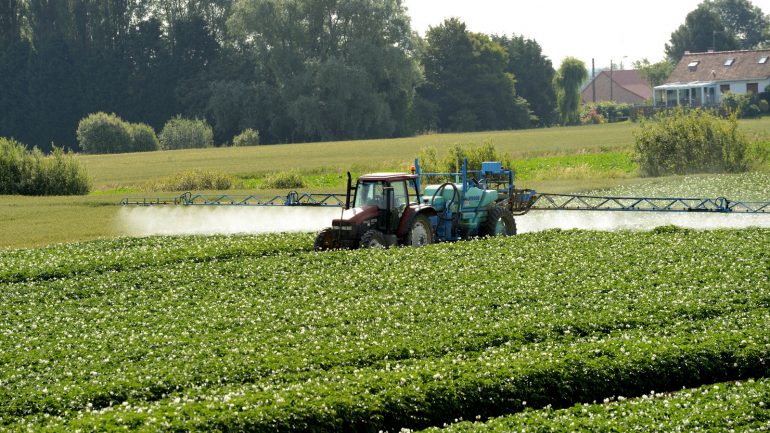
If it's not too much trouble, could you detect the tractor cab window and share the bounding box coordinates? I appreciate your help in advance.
[392,181,409,209]
[355,181,387,209]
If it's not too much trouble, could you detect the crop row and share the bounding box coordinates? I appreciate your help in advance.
[1,229,769,431]
[11,308,770,431]
[0,233,312,284]
[419,378,770,432]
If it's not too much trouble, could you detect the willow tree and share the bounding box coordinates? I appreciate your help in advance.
[553,57,587,126]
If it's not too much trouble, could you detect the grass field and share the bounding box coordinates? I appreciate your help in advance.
[1,118,769,249]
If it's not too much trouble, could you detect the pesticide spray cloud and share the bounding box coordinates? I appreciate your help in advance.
[119,206,769,237]
[119,206,341,236]
[517,210,770,233]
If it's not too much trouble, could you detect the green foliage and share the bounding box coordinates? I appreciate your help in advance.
[665,5,740,62]
[493,34,558,126]
[144,169,234,192]
[554,57,588,125]
[418,141,512,174]
[419,19,531,133]
[423,379,770,432]
[129,123,160,152]
[76,112,133,154]
[720,92,762,118]
[581,102,632,124]
[512,152,636,181]
[228,0,420,142]
[631,58,675,88]
[758,99,769,113]
[0,137,90,195]
[232,128,260,147]
[0,229,768,431]
[634,108,751,176]
[705,0,770,49]
[159,116,214,150]
[260,171,305,189]
[76,113,159,154]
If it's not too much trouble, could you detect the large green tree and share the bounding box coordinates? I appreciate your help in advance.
[494,34,557,126]
[704,0,770,49]
[418,18,530,133]
[665,0,769,62]
[553,57,587,126]
[226,0,419,143]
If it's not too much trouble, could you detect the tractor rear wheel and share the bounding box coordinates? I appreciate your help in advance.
[406,214,434,247]
[359,230,387,249]
[482,206,516,237]
[314,228,337,251]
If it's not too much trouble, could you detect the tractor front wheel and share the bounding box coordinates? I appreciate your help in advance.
[482,206,516,237]
[314,228,337,251]
[359,230,387,249]
[406,214,434,247]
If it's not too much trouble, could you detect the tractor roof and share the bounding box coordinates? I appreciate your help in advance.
[358,173,418,182]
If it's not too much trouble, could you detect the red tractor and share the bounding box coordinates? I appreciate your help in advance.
[313,160,522,250]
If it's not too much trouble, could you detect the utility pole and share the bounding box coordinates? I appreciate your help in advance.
[592,58,596,103]
[610,60,613,101]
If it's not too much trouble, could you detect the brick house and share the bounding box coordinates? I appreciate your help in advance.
[581,69,652,105]
[654,49,770,107]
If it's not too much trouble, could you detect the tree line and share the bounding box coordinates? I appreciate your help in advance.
[0,0,560,153]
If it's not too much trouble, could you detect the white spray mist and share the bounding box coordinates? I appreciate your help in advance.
[118,206,342,236]
[517,210,770,233]
[118,206,769,237]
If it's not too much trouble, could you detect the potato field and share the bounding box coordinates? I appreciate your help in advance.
[1,228,769,431]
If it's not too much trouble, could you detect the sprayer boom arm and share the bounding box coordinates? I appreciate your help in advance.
[527,193,769,214]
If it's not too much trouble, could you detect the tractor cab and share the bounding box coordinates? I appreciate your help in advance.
[314,172,437,250]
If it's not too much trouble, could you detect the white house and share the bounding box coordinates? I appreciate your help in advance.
[654,49,770,107]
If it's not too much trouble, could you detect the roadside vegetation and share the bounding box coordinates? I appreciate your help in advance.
[0,137,90,195]
[634,108,754,176]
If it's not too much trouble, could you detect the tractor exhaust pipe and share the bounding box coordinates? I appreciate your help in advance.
[345,172,352,209]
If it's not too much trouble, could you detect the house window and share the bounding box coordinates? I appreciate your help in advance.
[759,56,769,64]
[747,83,759,94]
[688,60,699,71]
[720,84,731,93]
[724,58,735,66]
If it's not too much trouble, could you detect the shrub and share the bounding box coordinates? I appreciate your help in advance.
[76,112,132,154]
[580,107,605,125]
[232,129,260,147]
[633,108,751,177]
[145,169,235,192]
[582,101,632,123]
[77,113,159,154]
[758,99,769,113]
[129,123,160,152]
[719,92,760,118]
[419,141,512,174]
[159,116,214,150]
[261,171,305,189]
[0,137,90,195]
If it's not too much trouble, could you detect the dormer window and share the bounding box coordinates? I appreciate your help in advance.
[724,58,735,66]
[688,60,699,71]
[760,56,769,64]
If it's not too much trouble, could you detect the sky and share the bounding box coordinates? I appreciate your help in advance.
[403,0,770,70]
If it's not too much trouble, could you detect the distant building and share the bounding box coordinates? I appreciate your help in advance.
[654,49,770,107]
[581,69,652,105]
